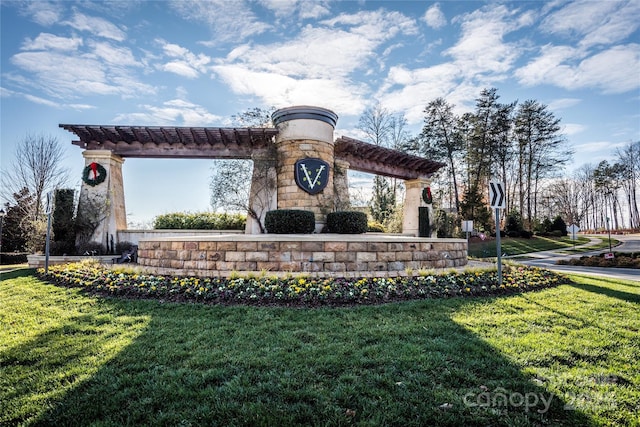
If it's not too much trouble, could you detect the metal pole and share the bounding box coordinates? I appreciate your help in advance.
[45,211,52,273]
[606,217,612,253]
[495,207,502,285]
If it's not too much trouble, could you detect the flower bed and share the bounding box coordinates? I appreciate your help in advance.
[556,252,640,268]
[37,260,571,307]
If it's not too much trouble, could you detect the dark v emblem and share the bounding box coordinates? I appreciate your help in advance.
[295,158,329,195]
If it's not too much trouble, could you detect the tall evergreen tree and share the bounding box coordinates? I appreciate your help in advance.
[369,175,396,224]
[418,98,464,214]
[514,100,571,228]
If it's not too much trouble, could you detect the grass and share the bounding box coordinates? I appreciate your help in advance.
[468,236,621,259]
[557,238,622,255]
[1,270,638,426]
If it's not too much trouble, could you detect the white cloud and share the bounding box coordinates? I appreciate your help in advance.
[377,4,531,123]
[23,94,60,107]
[24,1,62,26]
[62,12,126,41]
[542,0,640,48]
[423,3,446,29]
[562,123,586,136]
[258,0,330,20]
[515,45,580,86]
[170,0,270,44]
[163,62,200,79]
[575,45,640,94]
[446,4,526,75]
[574,140,622,154]
[21,33,82,51]
[517,44,640,94]
[322,9,418,39]
[0,87,16,97]
[113,98,222,126]
[211,65,366,115]
[10,49,154,100]
[158,42,211,78]
[211,9,417,114]
[548,98,581,111]
[90,41,139,66]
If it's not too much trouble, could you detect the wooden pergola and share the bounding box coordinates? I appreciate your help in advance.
[60,125,444,179]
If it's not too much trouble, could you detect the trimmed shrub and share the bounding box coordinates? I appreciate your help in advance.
[153,212,246,230]
[76,241,105,256]
[552,215,568,236]
[116,241,136,254]
[265,210,315,234]
[0,253,28,265]
[326,211,368,234]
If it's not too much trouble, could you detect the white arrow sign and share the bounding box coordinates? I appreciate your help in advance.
[489,180,506,209]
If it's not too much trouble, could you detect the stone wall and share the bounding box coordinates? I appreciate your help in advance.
[137,235,467,278]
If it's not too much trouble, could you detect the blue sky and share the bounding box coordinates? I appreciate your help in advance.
[1,0,639,226]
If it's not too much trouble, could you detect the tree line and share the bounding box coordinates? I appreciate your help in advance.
[363,88,639,235]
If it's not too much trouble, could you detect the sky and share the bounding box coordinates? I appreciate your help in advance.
[1,0,639,227]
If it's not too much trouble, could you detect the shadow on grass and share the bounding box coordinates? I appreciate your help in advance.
[16,296,595,427]
[0,268,36,281]
[567,279,640,304]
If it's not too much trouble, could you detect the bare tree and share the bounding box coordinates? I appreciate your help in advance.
[357,102,401,225]
[1,133,70,220]
[209,107,276,233]
[358,102,393,147]
[616,141,640,229]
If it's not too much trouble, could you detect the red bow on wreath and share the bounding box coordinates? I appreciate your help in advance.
[422,186,433,204]
[89,162,99,179]
[82,162,107,186]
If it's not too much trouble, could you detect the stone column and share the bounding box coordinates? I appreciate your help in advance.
[245,150,278,234]
[333,158,351,211]
[402,178,434,237]
[77,150,126,251]
[272,106,338,232]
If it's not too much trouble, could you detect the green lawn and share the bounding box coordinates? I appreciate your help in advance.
[1,270,638,426]
[468,235,620,258]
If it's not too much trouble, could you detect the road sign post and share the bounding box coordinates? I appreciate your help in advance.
[489,181,506,285]
[462,220,473,245]
[44,191,53,273]
[567,224,580,250]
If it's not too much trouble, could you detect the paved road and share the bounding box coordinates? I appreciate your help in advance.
[515,233,640,282]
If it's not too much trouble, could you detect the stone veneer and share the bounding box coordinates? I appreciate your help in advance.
[137,234,467,278]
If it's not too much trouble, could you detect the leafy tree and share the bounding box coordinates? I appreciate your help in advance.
[417,98,464,214]
[551,215,568,236]
[505,210,524,236]
[459,185,492,232]
[467,88,502,190]
[51,189,76,255]
[514,100,571,228]
[3,188,46,253]
[1,198,27,253]
[369,175,396,224]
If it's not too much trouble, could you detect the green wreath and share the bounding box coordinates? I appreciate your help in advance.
[82,162,107,186]
[422,187,433,204]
